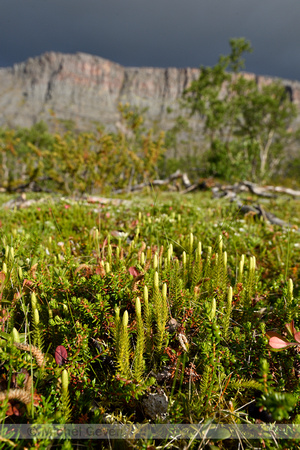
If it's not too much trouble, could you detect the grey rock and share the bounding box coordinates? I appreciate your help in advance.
[142,391,168,420]
[1,52,299,134]
[0,52,200,132]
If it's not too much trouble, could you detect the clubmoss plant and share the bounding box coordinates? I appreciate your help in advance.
[14,343,46,368]
[59,368,71,422]
[113,306,121,361]
[116,310,131,378]
[187,232,194,285]
[31,292,44,351]
[0,189,299,447]
[223,286,233,339]
[143,285,152,353]
[244,255,256,311]
[182,250,187,286]
[133,297,145,381]
[237,253,245,284]
[191,240,202,291]
[286,278,294,322]
[152,271,169,352]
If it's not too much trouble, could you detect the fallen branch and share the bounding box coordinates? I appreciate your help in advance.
[113,170,192,194]
[209,180,300,199]
[182,178,299,231]
[263,185,300,197]
[234,199,294,229]
[241,181,276,198]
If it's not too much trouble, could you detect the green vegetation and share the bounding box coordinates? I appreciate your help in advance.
[0,37,300,449]
[0,104,164,195]
[182,38,299,183]
[0,191,299,449]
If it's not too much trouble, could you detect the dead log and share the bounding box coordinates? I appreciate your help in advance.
[196,179,300,231]
[113,170,191,193]
[181,183,201,194]
[211,180,300,199]
[241,181,276,198]
[263,185,300,197]
[181,178,215,194]
[233,199,297,230]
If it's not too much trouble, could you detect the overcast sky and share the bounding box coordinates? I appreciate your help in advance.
[1,0,299,81]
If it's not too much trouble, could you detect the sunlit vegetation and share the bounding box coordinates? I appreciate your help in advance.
[0,38,300,449]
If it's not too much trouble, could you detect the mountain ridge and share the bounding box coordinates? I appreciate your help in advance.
[1,51,300,132]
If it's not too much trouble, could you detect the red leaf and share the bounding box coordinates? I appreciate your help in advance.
[55,346,68,366]
[285,320,296,338]
[130,220,139,228]
[95,261,105,277]
[268,334,295,349]
[128,266,140,277]
[6,403,14,416]
[22,279,34,293]
[294,331,300,344]
[0,272,6,284]
[6,402,24,416]
[29,263,38,279]
[33,391,42,407]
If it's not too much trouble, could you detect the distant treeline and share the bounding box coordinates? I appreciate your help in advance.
[0,104,166,195]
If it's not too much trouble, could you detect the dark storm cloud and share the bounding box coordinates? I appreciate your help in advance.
[1,0,300,80]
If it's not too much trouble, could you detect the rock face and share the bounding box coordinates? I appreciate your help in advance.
[0,52,200,131]
[1,51,300,132]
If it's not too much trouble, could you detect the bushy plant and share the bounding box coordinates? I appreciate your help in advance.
[182,38,298,183]
[0,104,165,195]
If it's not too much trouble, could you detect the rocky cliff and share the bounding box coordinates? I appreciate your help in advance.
[1,51,300,132]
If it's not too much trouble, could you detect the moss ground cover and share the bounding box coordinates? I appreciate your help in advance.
[0,191,300,449]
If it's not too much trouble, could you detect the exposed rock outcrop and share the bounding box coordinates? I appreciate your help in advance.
[0,51,300,132]
[0,52,200,131]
